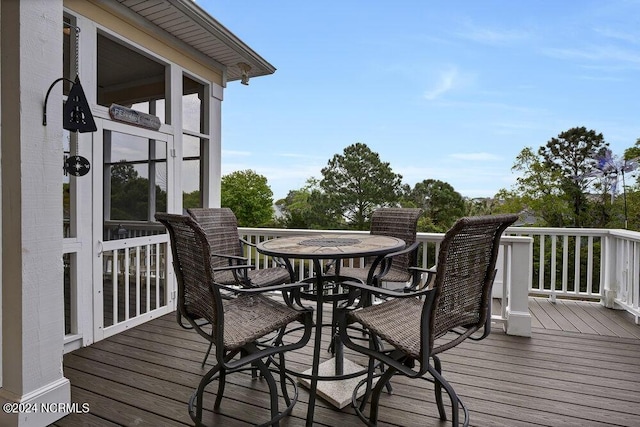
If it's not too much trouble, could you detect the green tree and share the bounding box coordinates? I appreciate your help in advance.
[275,179,344,229]
[538,127,608,227]
[464,197,498,216]
[509,147,570,227]
[221,170,274,227]
[405,179,464,232]
[320,143,403,230]
[110,162,166,221]
[183,190,201,210]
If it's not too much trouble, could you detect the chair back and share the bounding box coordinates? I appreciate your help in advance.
[370,208,422,275]
[155,213,222,333]
[429,214,517,351]
[187,208,244,269]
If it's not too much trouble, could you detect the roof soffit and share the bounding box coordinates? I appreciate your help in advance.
[96,0,275,83]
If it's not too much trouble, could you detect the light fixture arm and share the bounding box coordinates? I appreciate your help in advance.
[43,77,75,126]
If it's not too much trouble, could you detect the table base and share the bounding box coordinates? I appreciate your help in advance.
[298,358,375,409]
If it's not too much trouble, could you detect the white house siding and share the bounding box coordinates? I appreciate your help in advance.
[0,1,71,426]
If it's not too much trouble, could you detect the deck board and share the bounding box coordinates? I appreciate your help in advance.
[54,297,640,427]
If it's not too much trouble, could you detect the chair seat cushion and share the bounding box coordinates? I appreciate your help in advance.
[215,267,291,287]
[223,294,303,350]
[349,298,422,360]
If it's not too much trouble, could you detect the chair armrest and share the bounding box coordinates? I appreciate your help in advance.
[239,237,255,247]
[217,280,311,295]
[340,279,435,300]
[406,265,436,291]
[373,241,422,283]
[212,264,255,273]
[383,241,421,260]
[239,238,290,270]
[210,252,248,263]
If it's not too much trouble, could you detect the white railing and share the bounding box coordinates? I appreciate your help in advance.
[604,229,640,322]
[507,227,640,323]
[98,234,172,339]
[239,228,534,337]
[239,225,640,329]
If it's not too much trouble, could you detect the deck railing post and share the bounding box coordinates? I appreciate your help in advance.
[601,231,618,309]
[504,236,533,337]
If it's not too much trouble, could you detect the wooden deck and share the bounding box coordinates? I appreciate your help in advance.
[54,298,640,426]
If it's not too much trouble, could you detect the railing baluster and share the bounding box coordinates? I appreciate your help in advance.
[145,244,151,313]
[550,235,557,302]
[574,235,581,296]
[155,243,161,310]
[135,246,140,317]
[112,249,118,326]
[539,234,545,293]
[124,247,130,321]
[562,235,568,294]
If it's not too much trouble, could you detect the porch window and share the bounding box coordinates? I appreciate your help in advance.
[182,74,207,209]
[96,33,167,124]
[103,130,167,240]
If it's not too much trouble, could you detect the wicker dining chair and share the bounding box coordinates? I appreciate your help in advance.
[326,208,423,290]
[187,208,297,366]
[337,214,518,426]
[155,213,313,427]
[187,207,294,288]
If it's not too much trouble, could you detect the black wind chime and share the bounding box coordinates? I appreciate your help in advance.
[43,23,96,177]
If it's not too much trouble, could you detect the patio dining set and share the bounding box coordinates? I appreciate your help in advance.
[155,207,517,427]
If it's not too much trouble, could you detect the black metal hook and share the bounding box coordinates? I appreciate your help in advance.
[43,77,75,126]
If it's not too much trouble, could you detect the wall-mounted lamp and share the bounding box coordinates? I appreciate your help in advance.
[43,22,96,133]
[237,62,252,85]
[43,22,95,178]
[43,75,96,133]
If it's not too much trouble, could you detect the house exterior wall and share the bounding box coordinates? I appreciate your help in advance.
[0,1,71,426]
[64,0,224,87]
[0,1,262,424]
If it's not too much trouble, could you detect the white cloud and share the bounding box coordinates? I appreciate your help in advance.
[542,45,640,66]
[594,27,640,45]
[424,66,460,100]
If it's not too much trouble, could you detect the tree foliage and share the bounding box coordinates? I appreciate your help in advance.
[320,143,403,230]
[404,179,464,232]
[275,179,344,229]
[221,170,274,227]
[509,147,570,226]
[110,162,166,221]
[183,190,201,210]
[538,127,608,226]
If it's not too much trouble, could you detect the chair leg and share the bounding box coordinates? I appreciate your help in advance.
[368,366,396,425]
[429,357,467,426]
[278,353,292,407]
[192,364,221,424]
[201,341,213,368]
[214,369,226,410]
[432,355,446,420]
[371,334,393,394]
[254,358,280,427]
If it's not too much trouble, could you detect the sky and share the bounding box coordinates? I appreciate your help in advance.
[196,0,640,201]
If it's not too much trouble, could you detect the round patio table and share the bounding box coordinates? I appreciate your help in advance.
[256,233,405,427]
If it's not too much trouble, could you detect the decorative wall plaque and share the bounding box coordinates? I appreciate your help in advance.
[108,104,161,130]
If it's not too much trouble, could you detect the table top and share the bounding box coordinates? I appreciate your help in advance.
[256,233,405,260]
